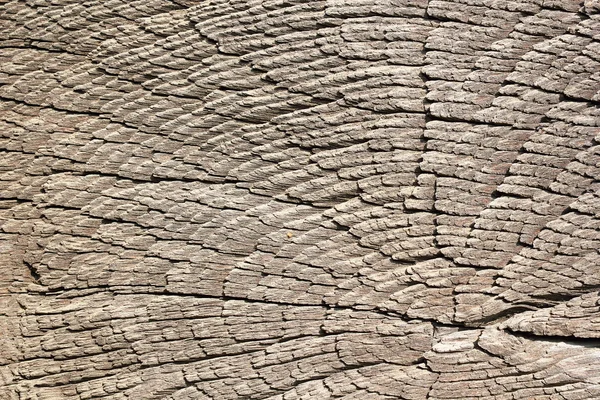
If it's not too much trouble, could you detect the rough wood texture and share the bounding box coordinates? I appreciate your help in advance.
[1,0,600,399]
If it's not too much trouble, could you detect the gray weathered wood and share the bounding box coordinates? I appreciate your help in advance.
[1,0,599,399]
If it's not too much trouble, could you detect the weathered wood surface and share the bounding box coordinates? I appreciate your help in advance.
[1,0,600,399]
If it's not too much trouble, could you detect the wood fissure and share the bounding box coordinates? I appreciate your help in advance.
[1,0,600,399]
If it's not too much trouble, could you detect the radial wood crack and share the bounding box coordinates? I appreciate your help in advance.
[1,0,600,399]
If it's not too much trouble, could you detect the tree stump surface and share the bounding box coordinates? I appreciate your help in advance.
[1,0,600,399]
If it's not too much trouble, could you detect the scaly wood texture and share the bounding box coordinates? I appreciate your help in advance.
[1,0,600,399]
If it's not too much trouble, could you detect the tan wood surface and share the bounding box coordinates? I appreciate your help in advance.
[1,0,600,398]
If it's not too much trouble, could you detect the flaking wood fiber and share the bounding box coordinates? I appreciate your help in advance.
[1,0,600,399]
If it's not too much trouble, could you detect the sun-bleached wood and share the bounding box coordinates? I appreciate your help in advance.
[1,0,599,399]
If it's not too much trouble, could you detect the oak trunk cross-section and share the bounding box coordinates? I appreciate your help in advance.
[1,0,600,399]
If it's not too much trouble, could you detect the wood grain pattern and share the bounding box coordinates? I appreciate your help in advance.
[1,0,599,399]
